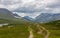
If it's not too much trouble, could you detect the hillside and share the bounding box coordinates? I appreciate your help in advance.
[0,19,30,38]
[35,13,60,22]
[43,20,60,30]
[0,9,60,38]
[39,20,60,38]
[0,8,15,19]
[0,18,60,38]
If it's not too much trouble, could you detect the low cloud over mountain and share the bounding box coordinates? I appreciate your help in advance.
[0,0,60,18]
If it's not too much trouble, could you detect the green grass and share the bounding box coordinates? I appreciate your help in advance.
[0,24,29,38]
[49,30,60,38]
[0,19,30,38]
[40,20,60,38]
[0,19,60,38]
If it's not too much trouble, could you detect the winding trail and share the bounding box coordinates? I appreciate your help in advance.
[28,24,50,38]
[37,25,50,38]
[28,26,34,38]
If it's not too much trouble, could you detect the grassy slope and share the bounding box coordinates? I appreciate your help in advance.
[0,19,60,38]
[41,20,60,38]
[29,20,60,38]
[0,19,30,38]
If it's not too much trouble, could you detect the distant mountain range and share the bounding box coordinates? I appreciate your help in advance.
[35,13,60,22]
[23,16,33,21]
[22,13,60,23]
[0,8,60,23]
[11,12,60,23]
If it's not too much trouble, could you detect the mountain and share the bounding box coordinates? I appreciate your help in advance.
[23,16,33,21]
[13,13,20,17]
[12,13,21,18]
[0,8,29,23]
[0,8,15,19]
[35,13,60,22]
[1,8,60,23]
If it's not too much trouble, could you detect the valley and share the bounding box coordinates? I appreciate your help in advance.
[0,8,60,38]
[0,19,60,38]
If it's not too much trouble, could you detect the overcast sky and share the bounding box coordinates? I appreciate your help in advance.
[0,0,60,18]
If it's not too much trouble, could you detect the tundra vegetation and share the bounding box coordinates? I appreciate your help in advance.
[0,19,60,38]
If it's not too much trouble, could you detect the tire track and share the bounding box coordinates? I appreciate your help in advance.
[37,25,50,38]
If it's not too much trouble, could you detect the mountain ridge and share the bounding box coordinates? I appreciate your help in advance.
[0,8,15,19]
[35,13,60,22]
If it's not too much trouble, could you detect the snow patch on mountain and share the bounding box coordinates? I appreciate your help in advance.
[12,12,41,19]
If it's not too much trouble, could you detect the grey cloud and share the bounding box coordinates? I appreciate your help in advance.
[13,0,60,13]
[47,1,60,8]
[0,0,60,13]
[0,0,22,5]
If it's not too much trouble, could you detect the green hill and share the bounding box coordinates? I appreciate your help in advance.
[40,20,60,38]
[43,20,60,30]
[0,8,15,19]
[0,19,30,38]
